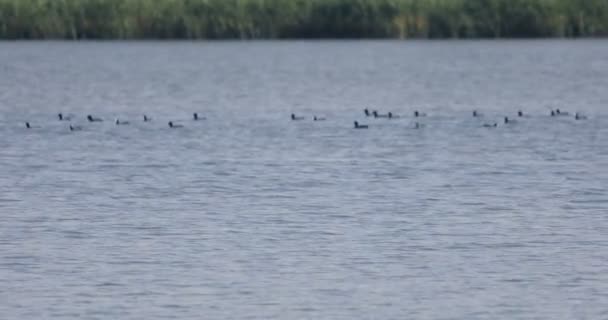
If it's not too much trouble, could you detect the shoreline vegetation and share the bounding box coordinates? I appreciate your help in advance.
[1,0,607,40]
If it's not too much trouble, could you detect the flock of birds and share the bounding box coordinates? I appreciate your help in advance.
[22,108,588,131]
[23,112,207,131]
[297,107,587,129]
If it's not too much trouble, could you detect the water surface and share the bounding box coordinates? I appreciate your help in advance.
[1,40,607,319]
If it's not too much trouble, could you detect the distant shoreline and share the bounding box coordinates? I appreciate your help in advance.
[1,36,606,41]
[0,0,608,40]
[1,0,607,40]
[0,38,605,42]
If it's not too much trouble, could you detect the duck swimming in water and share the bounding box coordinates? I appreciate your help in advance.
[143,115,151,122]
[555,109,569,116]
[483,123,498,128]
[364,108,371,117]
[473,110,479,117]
[58,113,72,121]
[291,114,304,121]
[517,110,524,117]
[504,117,516,124]
[313,116,326,121]
[414,110,427,117]
[87,115,103,122]
[115,118,130,125]
[168,121,183,128]
[372,111,389,118]
[193,113,206,121]
[575,112,587,120]
[69,124,82,131]
[388,112,401,119]
[354,121,368,129]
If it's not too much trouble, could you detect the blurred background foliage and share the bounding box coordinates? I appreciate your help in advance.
[0,0,607,39]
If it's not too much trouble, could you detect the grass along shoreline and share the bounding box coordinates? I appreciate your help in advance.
[1,0,607,40]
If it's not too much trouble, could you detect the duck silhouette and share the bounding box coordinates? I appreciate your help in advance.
[354,121,369,129]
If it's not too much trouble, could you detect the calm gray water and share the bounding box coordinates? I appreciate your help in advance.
[1,40,607,319]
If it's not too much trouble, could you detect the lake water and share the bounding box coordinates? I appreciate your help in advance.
[0,40,607,319]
